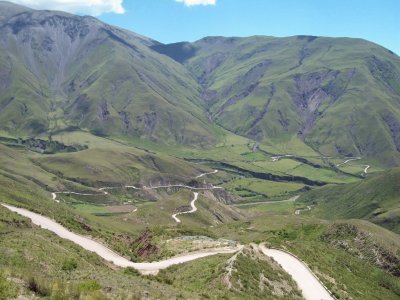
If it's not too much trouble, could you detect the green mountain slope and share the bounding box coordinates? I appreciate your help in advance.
[2,1,400,166]
[298,167,400,233]
[0,1,218,146]
[154,36,400,166]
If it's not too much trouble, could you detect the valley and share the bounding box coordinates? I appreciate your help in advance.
[1,129,399,299]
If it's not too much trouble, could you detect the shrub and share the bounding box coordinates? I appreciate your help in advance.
[78,279,101,293]
[61,258,78,271]
[123,267,140,276]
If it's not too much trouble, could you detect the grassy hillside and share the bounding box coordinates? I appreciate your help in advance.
[208,216,400,300]
[298,168,400,233]
[0,1,219,147]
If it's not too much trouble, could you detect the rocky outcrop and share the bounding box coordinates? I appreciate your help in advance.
[291,70,340,139]
[99,101,110,121]
[118,111,130,130]
[368,55,400,94]
[131,228,159,258]
[382,112,400,151]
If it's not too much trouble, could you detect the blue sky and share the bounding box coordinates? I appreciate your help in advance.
[11,0,400,54]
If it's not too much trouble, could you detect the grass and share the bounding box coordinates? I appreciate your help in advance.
[0,270,17,300]
[71,203,112,215]
[49,129,363,189]
[260,135,321,157]
[287,164,359,183]
[253,159,302,172]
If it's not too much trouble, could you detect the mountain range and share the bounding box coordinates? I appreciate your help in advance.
[0,1,400,166]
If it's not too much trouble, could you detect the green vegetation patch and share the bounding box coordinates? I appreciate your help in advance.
[0,136,87,154]
[224,177,304,200]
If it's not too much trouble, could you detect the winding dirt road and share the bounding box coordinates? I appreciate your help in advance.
[129,184,222,191]
[295,205,312,215]
[335,157,361,167]
[1,203,336,296]
[271,154,293,162]
[15,168,337,294]
[260,245,334,300]
[51,170,221,223]
[172,192,199,223]
[335,158,371,175]
[233,195,299,207]
[195,169,218,178]
[1,203,241,275]
[52,190,108,202]
[269,154,370,180]
[51,169,222,202]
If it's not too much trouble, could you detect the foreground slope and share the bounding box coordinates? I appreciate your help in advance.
[3,198,399,299]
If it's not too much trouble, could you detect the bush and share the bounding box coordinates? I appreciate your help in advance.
[61,258,78,271]
[124,267,140,276]
[78,279,101,293]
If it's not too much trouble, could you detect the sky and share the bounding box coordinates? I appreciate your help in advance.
[10,0,400,54]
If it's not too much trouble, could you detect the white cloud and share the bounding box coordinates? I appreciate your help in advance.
[11,0,125,16]
[176,0,216,7]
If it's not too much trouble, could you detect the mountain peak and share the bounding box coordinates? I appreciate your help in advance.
[0,1,33,22]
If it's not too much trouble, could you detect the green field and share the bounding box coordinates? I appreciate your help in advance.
[223,177,304,200]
